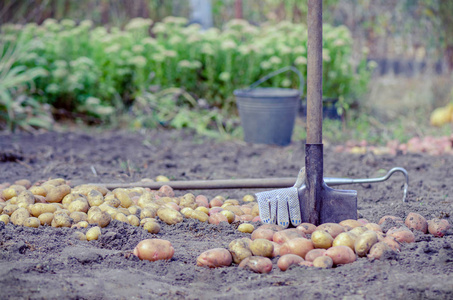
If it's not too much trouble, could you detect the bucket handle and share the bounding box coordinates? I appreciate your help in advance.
[248,66,304,97]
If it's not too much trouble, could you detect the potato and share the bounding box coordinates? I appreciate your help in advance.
[277,254,305,271]
[251,228,274,241]
[228,238,252,264]
[324,246,356,265]
[46,185,71,203]
[311,230,334,249]
[140,207,158,219]
[333,232,357,251]
[143,221,161,234]
[236,223,253,233]
[354,230,378,257]
[86,226,101,241]
[190,210,209,222]
[73,231,87,241]
[404,212,428,233]
[17,190,35,205]
[305,249,327,262]
[3,204,18,216]
[23,217,40,228]
[195,195,209,208]
[364,223,382,232]
[208,213,229,225]
[105,197,121,208]
[52,212,72,227]
[15,179,32,189]
[29,186,48,197]
[313,256,333,269]
[38,212,54,225]
[238,256,272,273]
[349,226,368,238]
[30,203,57,217]
[251,203,260,217]
[0,214,9,224]
[316,223,345,238]
[296,223,317,235]
[68,198,89,213]
[273,229,306,244]
[258,224,284,231]
[127,205,141,216]
[249,239,274,258]
[339,219,362,230]
[114,213,129,223]
[224,205,244,216]
[180,193,196,208]
[209,197,223,208]
[368,242,392,260]
[387,227,415,243]
[2,185,25,200]
[113,189,133,208]
[382,236,401,252]
[357,218,369,225]
[43,178,66,186]
[124,215,138,227]
[428,218,451,237]
[378,215,403,225]
[157,207,183,225]
[11,207,30,226]
[158,185,174,197]
[133,239,175,262]
[220,210,235,223]
[240,205,252,215]
[88,211,112,228]
[271,241,281,257]
[243,194,255,202]
[197,248,232,268]
[72,221,89,229]
[280,238,314,259]
[195,206,209,215]
[87,189,104,207]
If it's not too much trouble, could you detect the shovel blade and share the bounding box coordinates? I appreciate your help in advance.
[298,182,358,224]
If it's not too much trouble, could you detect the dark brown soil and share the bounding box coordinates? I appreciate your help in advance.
[0,129,452,300]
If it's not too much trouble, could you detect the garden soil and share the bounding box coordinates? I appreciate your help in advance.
[0,129,452,299]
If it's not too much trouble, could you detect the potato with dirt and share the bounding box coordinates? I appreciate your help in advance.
[249,238,274,258]
[196,248,232,268]
[273,228,306,244]
[316,223,345,238]
[333,232,357,250]
[157,207,183,225]
[354,230,378,257]
[10,207,30,226]
[277,254,305,271]
[46,185,71,203]
[238,256,273,273]
[387,227,415,243]
[427,218,451,237]
[134,239,175,261]
[405,212,428,233]
[311,230,334,249]
[86,226,101,241]
[324,246,356,265]
[313,256,333,269]
[228,238,252,264]
[279,238,314,259]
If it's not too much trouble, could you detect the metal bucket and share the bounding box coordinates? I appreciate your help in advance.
[234,66,304,146]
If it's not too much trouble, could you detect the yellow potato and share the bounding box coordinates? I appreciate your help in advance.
[195,206,209,215]
[23,217,40,228]
[86,226,101,241]
[68,198,89,213]
[349,226,368,237]
[127,215,140,226]
[313,256,333,269]
[316,223,345,238]
[70,211,88,223]
[87,206,102,219]
[11,207,30,226]
[29,186,48,197]
[179,194,196,208]
[38,212,54,225]
[2,185,26,200]
[339,219,362,230]
[115,212,129,223]
[73,231,87,241]
[143,221,161,234]
[243,194,255,202]
[87,189,104,207]
[228,238,253,264]
[113,189,133,208]
[104,197,121,208]
[220,210,235,223]
[72,221,89,229]
[190,210,209,222]
[14,179,32,189]
[157,207,183,225]
[30,203,57,217]
[52,212,72,227]
[128,205,141,216]
[46,185,71,203]
[2,204,19,216]
[311,230,334,249]
[364,223,382,232]
[238,223,254,233]
[368,242,392,260]
[0,214,10,224]
[180,207,194,218]
[354,230,378,257]
[88,211,112,228]
[16,190,36,205]
[249,238,274,258]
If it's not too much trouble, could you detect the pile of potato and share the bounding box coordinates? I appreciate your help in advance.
[1,178,450,273]
[0,178,260,242]
[196,213,451,273]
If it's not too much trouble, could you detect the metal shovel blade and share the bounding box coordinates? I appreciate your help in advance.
[298,182,357,224]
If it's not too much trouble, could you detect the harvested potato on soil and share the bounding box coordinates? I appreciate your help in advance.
[354,230,378,257]
[249,239,274,258]
[52,212,72,227]
[313,256,333,269]
[387,227,415,243]
[405,212,428,233]
[196,248,232,268]
[86,226,101,241]
[30,203,57,217]
[368,242,392,260]
[208,212,229,225]
[243,194,255,202]
[0,214,9,224]
[378,215,403,225]
[273,228,306,244]
[190,210,209,222]
[324,246,356,265]
[251,228,274,241]
[305,249,327,262]
[277,254,305,271]
[46,185,71,203]
[134,239,175,262]
[364,223,382,232]
[382,236,401,252]
[311,230,334,249]
[348,226,368,237]
[38,212,54,225]
[316,223,345,238]
[279,238,314,259]
[143,221,161,234]
[157,207,183,225]
[219,210,235,223]
[296,223,317,235]
[238,256,273,274]
[127,215,140,226]
[228,238,252,264]
[11,207,30,226]
[238,223,254,233]
[339,219,362,230]
[333,232,357,251]
[428,218,451,237]
[23,217,40,228]
[88,211,112,228]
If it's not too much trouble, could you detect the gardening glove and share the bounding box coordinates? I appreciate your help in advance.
[256,168,305,228]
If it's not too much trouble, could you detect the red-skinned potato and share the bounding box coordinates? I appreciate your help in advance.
[387,227,415,243]
[405,212,428,233]
[382,236,401,252]
[251,228,274,241]
[368,242,392,260]
[273,228,306,244]
[428,218,451,237]
[238,256,272,273]
[133,239,174,262]
[277,254,305,271]
[324,246,356,265]
[279,238,314,259]
[197,248,232,268]
[271,242,281,257]
[305,249,327,262]
[378,215,403,225]
[208,213,229,225]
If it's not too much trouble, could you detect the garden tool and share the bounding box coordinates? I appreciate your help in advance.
[257,0,357,227]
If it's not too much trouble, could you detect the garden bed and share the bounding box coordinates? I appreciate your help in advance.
[0,129,452,299]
